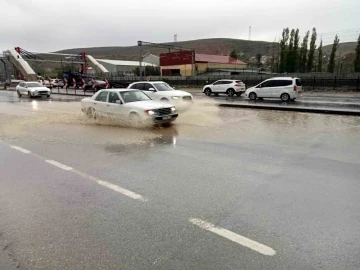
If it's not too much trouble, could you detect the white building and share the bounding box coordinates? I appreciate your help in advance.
[96,59,155,76]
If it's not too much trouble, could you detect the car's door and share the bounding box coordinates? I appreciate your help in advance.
[142,83,157,100]
[256,80,273,98]
[106,91,127,117]
[93,91,109,115]
[272,80,291,98]
[212,81,223,93]
[220,80,233,92]
[19,82,27,94]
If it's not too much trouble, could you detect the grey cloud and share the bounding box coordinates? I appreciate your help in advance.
[1,0,359,53]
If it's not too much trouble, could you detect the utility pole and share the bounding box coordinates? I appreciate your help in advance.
[138,41,143,79]
[248,26,251,41]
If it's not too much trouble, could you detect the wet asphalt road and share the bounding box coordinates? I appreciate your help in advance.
[1,91,360,270]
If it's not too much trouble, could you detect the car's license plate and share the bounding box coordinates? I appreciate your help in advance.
[162,116,171,120]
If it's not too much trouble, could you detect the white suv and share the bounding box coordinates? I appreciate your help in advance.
[245,77,302,102]
[203,80,246,97]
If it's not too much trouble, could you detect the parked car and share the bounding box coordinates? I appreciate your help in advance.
[81,89,178,126]
[127,81,193,109]
[83,80,107,91]
[245,77,302,102]
[50,79,64,88]
[16,81,51,98]
[38,79,52,88]
[202,80,246,97]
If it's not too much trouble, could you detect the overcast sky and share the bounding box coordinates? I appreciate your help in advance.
[1,0,359,53]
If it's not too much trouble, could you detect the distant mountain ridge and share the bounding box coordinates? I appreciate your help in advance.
[55,38,357,72]
[55,38,278,61]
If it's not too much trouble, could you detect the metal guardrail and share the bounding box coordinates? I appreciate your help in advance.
[109,76,360,91]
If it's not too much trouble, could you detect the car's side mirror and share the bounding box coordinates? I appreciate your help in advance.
[115,100,122,105]
[148,88,155,91]
[257,85,261,88]
[173,87,176,90]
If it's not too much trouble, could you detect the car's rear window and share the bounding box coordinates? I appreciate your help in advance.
[296,79,302,86]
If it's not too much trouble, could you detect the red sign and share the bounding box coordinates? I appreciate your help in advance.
[160,51,194,66]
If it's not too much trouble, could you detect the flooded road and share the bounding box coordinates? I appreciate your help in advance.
[1,90,360,270]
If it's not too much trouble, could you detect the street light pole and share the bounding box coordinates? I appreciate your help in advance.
[138,41,143,80]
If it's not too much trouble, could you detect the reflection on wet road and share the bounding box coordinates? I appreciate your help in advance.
[1,90,360,270]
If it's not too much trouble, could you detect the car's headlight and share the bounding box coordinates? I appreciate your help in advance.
[172,96,180,100]
[171,107,176,113]
[145,110,157,116]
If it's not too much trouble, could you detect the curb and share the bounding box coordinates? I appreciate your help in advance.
[218,103,360,116]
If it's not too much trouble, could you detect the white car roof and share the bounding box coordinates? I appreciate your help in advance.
[268,77,299,80]
[216,79,241,81]
[130,81,167,84]
[98,88,141,92]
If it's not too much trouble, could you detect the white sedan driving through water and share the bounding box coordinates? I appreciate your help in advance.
[81,89,178,126]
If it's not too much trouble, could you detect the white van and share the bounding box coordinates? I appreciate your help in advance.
[245,77,302,102]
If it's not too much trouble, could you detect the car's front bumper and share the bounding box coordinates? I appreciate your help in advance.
[153,114,178,123]
[30,91,50,96]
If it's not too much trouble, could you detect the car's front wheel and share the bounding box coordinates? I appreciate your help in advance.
[86,107,96,119]
[204,88,212,96]
[281,93,290,102]
[28,91,33,98]
[17,90,21,97]
[129,112,142,128]
[249,92,257,100]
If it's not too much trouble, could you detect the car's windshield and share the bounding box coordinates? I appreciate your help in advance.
[27,82,43,87]
[153,83,174,91]
[120,90,151,103]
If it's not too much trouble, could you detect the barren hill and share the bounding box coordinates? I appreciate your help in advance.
[56,38,278,61]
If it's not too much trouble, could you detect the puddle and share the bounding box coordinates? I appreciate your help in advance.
[0,98,221,147]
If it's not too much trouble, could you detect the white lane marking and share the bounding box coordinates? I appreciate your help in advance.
[97,180,147,202]
[189,218,276,256]
[71,170,147,202]
[10,145,31,154]
[4,141,146,202]
[45,160,73,171]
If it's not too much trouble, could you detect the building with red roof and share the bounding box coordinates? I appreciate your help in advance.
[160,51,247,76]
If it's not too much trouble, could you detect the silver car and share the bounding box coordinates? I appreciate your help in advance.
[16,81,51,98]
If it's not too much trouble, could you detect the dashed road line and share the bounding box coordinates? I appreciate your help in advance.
[10,145,31,154]
[189,218,276,256]
[6,143,148,202]
[71,170,148,202]
[43,159,147,201]
[45,160,74,171]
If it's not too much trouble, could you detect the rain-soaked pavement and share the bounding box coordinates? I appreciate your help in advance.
[1,91,360,270]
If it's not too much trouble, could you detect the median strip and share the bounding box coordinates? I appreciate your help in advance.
[189,218,276,256]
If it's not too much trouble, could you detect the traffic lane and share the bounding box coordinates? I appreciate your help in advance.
[2,98,360,268]
[4,138,360,269]
[1,143,234,270]
[0,140,296,269]
[4,126,360,268]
